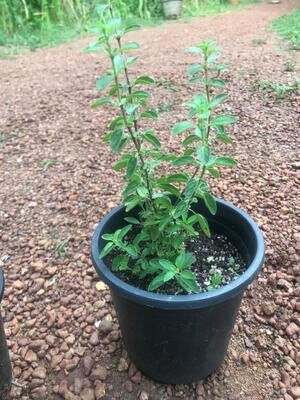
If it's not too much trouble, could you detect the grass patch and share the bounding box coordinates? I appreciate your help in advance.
[255,79,300,100]
[0,0,260,57]
[271,9,300,48]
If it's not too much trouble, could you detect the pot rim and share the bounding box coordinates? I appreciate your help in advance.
[0,268,4,302]
[92,198,265,309]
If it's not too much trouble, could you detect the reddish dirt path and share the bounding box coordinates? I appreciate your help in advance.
[0,1,299,399]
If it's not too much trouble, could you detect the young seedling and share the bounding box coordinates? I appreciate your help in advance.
[54,240,69,257]
[89,4,237,293]
[39,159,57,171]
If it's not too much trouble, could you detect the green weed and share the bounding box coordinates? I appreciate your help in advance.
[54,240,69,257]
[252,38,267,45]
[255,79,300,100]
[271,9,300,48]
[39,159,57,171]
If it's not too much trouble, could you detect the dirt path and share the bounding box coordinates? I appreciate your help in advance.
[0,1,299,399]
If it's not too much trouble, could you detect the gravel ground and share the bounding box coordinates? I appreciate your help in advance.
[0,1,299,399]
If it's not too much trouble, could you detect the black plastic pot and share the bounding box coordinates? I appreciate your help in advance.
[92,199,265,384]
[0,270,12,399]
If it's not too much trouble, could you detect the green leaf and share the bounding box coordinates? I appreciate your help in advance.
[159,259,175,271]
[100,242,114,258]
[110,129,123,153]
[173,156,195,167]
[212,115,237,125]
[129,91,150,101]
[210,93,228,108]
[125,217,140,224]
[126,56,138,67]
[101,233,114,241]
[166,173,188,183]
[163,270,175,282]
[148,273,166,291]
[197,214,211,238]
[173,200,189,218]
[126,103,138,115]
[188,46,203,54]
[214,157,237,167]
[134,76,155,85]
[124,195,141,212]
[182,134,199,146]
[141,110,158,120]
[171,121,194,136]
[126,157,137,179]
[209,78,226,88]
[142,131,161,148]
[207,167,220,178]
[207,52,220,63]
[83,41,103,53]
[211,273,222,286]
[126,244,138,258]
[91,97,114,108]
[216,133,233,144]
[180,270,196,280]
[187,64,202,76]
[112,254,129,271]
[117,224,132,240]
[196,145,210,165]
[184,178,197,197]
[122,41,140,51]
[124,23,141,33]
[175,252,196,269]
[203,193,217,215]
[176,274,199,293]
[158,183,180,196]
[96,75,113,91]
[137,186,148,198]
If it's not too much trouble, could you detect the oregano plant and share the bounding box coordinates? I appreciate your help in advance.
[88,3,238,294]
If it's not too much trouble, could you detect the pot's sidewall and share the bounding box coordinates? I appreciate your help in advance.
[111,287,244,383]
[92,199,265,383]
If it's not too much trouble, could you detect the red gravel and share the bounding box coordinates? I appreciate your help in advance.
[0,1,299,399]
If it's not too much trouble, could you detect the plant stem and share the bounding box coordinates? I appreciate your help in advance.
[102,15,155,211]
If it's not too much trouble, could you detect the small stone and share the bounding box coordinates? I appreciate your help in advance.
[196,382,205,396]
[80,388,95,400]
[117,357,128,372]
[138,391,149,400]
[32,366,46,379]
[95,383,106,399]
[286,323,299,337]
[288,387,300,399]
[131,371,142,384]
[89,331,99,346]
[96,282,108,291]
[261,302,277,316]
[241,353,249,364]
[83,356,94,376]
[278,279,292,290]
[25,349,38,362]
[98,320,113,334]
[281,371,290,386]
[124,381,133,393]
[90,367,107,381]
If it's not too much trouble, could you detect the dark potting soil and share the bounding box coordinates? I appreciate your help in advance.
[106,231,247,295]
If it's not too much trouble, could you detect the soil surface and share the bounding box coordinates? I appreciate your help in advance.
[0,1,300,399]
[110,231,247,295]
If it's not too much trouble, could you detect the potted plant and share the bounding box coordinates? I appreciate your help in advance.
[162,0,182,18]
[90,4,264,384]
[0,269,12,399]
